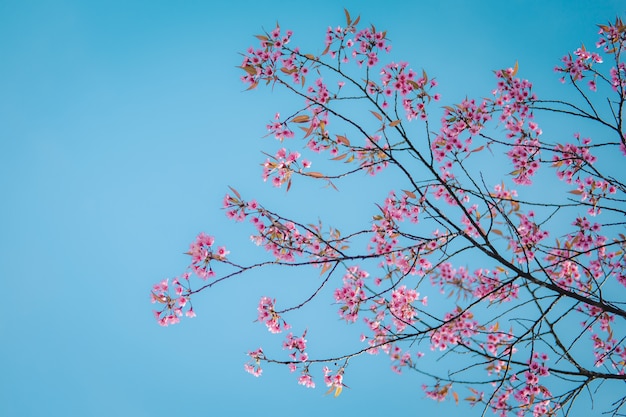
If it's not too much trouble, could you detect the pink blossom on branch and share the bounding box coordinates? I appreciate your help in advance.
[153,10,626,416]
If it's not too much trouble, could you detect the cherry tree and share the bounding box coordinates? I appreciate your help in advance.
[152,11,626,417]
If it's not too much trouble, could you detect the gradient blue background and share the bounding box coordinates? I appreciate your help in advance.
[1,1,624,416]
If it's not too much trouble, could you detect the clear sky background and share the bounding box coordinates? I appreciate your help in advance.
[1,1,624,416]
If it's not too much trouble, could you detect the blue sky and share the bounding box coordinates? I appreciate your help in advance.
[1,1,624,416]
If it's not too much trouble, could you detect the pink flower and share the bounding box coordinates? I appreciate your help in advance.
[298,372,315,388]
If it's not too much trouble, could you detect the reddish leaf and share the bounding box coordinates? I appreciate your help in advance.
[241,65,257,76]
[292,115,310,123]
[302,122,315,138]
[402,189,416,199]
[228,186,241,199]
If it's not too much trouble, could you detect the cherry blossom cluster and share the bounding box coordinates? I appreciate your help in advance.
[513,354,553,414]
[350,26,391,67]
[473,269,519,303]
[279,47,310,86]
[430,263,519,303]
[380,190,422,224]
[361,299,390,354]
[307,77,331,105]
[460,204,482,238]
[367,192,438,278]
[388,344,416,374]
[480,353,556,417]
[556,18,626,96]
[297,371,316,388]
[596,18,626,54]
[223,194,258,222]
[572,175,617,216]
[324,21,358,63]
[590,328,626,372]
[324,20,391,67]
[486,184,522,232]
[151,232,229,326]
[388,285,420,332]
[482,328,515,374]
[244,347,265,377]
[257,296,290,334]
[186,232,229,279]
[353,135,390,176]
[431,179,470,207]
[261,147,312,187]
[323,366,345,396]
[224,193,349,265]
[240,25,293,89]
[505,129,541,186]
[283,330,309,362]
[510,212,549,263]
[151,274,196,326]
[430,307,478,351]
[377,62,440,118]
[555,47,603,90]
[422,382,453,402]
[358,291,426,372]
[551,135,616,215]
[609,62,626,97]
[266,112,296,141]
[579,304,625,372]
[334,266,368,323]
[493,68,543,185]
[552,134,597,183]
[433,98,491,162]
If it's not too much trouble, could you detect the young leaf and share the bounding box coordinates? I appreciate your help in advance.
[302,122,315,138]
[292,115,310,123]
[403,189,416,199]
[228,186,242,199]
[371,110,383,121]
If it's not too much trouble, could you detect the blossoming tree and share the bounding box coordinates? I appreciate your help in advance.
[152,11,626,417]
